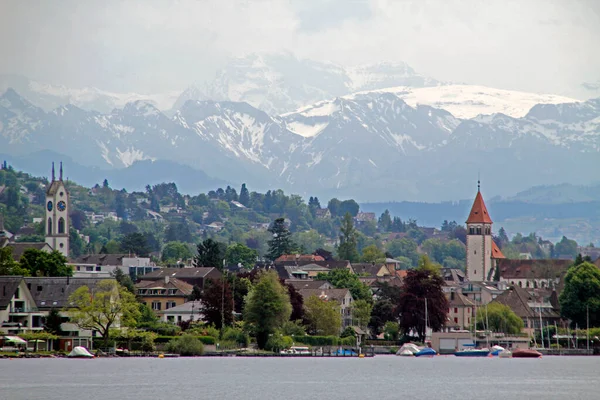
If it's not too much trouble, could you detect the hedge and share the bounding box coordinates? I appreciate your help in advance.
[155,335,215,345]
[294,336,356,347]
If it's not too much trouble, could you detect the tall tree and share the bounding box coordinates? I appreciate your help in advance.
[244,270,292,349]
[67,280,140,348]
[361,244,385,263]
[475,302,524,334]
[20,249,71,277]
[0,247,29,276]
[397,267,449,341]
[351,299,373,330]
[120,232,151,257]
[111,267,135,294]
[559,261,600,328]
[225,243,259,268]
[266,218,296,261]
[161,241,193,263]
[378,210,392,232]
[195,238,226,270]
[44,308,64,336]
[337,212,359,262]
[303,295,342,336]
[200,278,234,329]
[284,281,304,321]
[239,183,250,206]
[554,236,579,259]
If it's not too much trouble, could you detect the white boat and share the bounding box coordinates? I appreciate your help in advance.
[498,349,513,358]
[396,343,421,356]
[397,348,415,356]
[67,346,94,358]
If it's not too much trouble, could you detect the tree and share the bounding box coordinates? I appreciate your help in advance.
[369,299,396,336]
[225,243,258,268]
[239,183,250,206]
[327,198,341,217]
[304,295,342,336]
[378,210,392,232]
[120,232,151,257]
[361,244,385,263]
[200,278,233,329]
[351,299,373,330]
[554,236,578,259]
[386,238,419,266]
[166,334,204,356]
[111,267,135,294]
[44,308,64,336]
[20,249,71,277]
[338,212,359,262]
[559,262,600,328]
[244,270,292,349]
[397,268,449,341]
[316,268,372,302]
[266,218,296,261]
[475,302,524,334]
[339,200,360,217]
[285,282,304,321]
[162,241,193,263]
[67,279,140,348]
[195,238,226,270]
[0,247,29,276]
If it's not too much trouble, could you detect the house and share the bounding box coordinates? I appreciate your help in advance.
[0,276,45,334]
[159,300,204,324]
[70,254,158,279]
[230,201,246,209]
[460,281,506,305]
[493,284,561,337]
[3,242,53,262]
[136,276,193,312]
[446,290,475,330]
[13,225,38,241]
[275,254,326,264]
[497,259,572,292]
[299,288,354,328]
[138,267,222,290]
[352,263,393,279]
[275,264,331,280]
[286,280,332,291]
[315,208,331,219]
[206,221,224,231]
[354,212,376,226]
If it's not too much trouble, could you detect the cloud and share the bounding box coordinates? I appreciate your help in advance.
[1,0,598,97]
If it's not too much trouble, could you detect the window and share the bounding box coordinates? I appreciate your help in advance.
[76,266,81,271]
[166,301,176,309]
[95,266,101,271]
[476,227,482,235]
[14,288,20,299]
[468,318,471,324]
[454,308,458,314]
[58,217,65,234]
[474,270,477,276]
[86,266,93,272]
[454,317,458,323]
[167,316,174,322]
[47,217,52,235]
[177,316,182,323]
[152,301,162,311]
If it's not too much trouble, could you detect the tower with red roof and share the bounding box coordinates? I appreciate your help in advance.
[466,181,504,281]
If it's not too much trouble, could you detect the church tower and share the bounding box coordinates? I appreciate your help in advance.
[465,181,503,281]
[45,162,69,258]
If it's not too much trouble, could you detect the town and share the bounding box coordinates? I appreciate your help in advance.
[1,163,599,358]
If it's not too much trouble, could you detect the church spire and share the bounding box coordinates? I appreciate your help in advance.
[59,161,63,181]
[52,162,55,181]
[466,187,493,224]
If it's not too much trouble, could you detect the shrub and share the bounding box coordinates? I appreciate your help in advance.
[265,334,293,353]
[340,327,356,338]
[222,327,249,347]
[138,322,181,336]
[384,322,400,341]
[166,335,204,356]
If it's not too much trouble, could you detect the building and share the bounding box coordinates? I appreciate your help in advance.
[158,300,203,324]
[446,290,475,330]
[465,183,505,281]
[298,288,354,328]
[136,276,193,312]
[352,263,393,278]
[2,242,53,262]
[498,259,572,291]
[70,254,158,279]
[0,276,45,334]
[275,254,326,263]
[45,162,69,258]
[138,267,222,290]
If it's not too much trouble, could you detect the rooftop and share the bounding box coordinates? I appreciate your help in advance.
[466,190,492,224]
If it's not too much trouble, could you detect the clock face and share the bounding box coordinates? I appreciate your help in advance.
[47,201,53,212]
[57,201,66,212]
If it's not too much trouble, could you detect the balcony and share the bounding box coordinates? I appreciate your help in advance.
[10,306,41,313]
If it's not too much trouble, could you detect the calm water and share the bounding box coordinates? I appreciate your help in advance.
[1,356,599,400]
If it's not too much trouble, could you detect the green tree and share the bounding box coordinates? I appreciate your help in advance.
[361,244,385,263]
[327,198,341,217]
[195,238,226,270]
[67,279,141,348]
[239,183,250,206]
[338,212,359,262]
[225,243,258,269]
[554,236,578,259]
[378,210,392,232]
[559,262,600,328]
[200,278,234,329]
[20,249,72,277]
[475,302,524,334]
[316,268,372,302]
[339,200,360,217]
[243,270,292,349]
[111,267,135,294]
[166,334,204,356]
[351,299,373,330]
[0,247,29,276]
[44,308,64,336]
[266,218,296,261]
[162,241,193,263]
[120,232,151,257]
[386,238,419,266]
[292,230,325,254]
[304,295,342,336]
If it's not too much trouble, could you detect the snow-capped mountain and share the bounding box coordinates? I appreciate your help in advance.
[173,53,440,115]
[0,74,180,114]
[1,87,598,201]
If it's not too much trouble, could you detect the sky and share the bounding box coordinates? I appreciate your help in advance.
[1,0,599,97]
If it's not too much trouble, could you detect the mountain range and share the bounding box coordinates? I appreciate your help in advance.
[1,53,598,202]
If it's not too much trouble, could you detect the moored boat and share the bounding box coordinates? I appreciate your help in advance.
[490,345,505,356]
[396,343,421,356]
[498,349,513,358]
[414,347,437,357]
[511,348,542,358]
[454,348,490,357]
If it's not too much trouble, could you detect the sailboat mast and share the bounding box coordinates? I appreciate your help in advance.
[538,301,544,349]
[587,305,590,352]
[424,298,428,342]
[485,304,489,348]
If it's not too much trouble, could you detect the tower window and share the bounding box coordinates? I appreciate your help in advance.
[47,217,52,235]
[58,217,65,234]
[476,227,482,235]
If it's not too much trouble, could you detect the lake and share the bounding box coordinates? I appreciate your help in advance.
[1,356,599,400]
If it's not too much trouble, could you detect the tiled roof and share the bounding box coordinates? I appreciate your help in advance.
[466,191,492,224]
[0,276,23,308]
[5,242,51,261]
[140,267,218,280]
[493,285,560,319]
[286,280,331,291]
[449,291,475,307]
[353,263,390,277]
[491,241,505,259]
[72,254,128,266]
[498,259,571,280]
[25,277,110,309]
[136,277,193,296]
[299,288,351,304]
[275,254,325,263]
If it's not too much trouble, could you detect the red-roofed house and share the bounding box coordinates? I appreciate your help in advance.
[465,184,504,282]
[275,254,325,263]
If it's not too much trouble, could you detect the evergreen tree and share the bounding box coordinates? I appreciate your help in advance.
[378,209,392,232]
[102,179,110,188]
[337,212,359,262]
[497,227,509,245]
[195,238,226,270]
[266,218,296,260]
[239,183,250,206]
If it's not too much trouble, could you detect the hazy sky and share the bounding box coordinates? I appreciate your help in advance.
[1,0,599,97]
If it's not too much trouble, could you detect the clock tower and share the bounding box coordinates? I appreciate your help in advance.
[45,162,69,258]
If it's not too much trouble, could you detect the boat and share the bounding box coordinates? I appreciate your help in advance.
[333,349,358,356]
[396,343,421,356]
[490,345,505,356]
[454,343,490,357]
[67,346,94,358]
[498,349,513,358]
[414,347,437,357]
[512,348,542,358]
